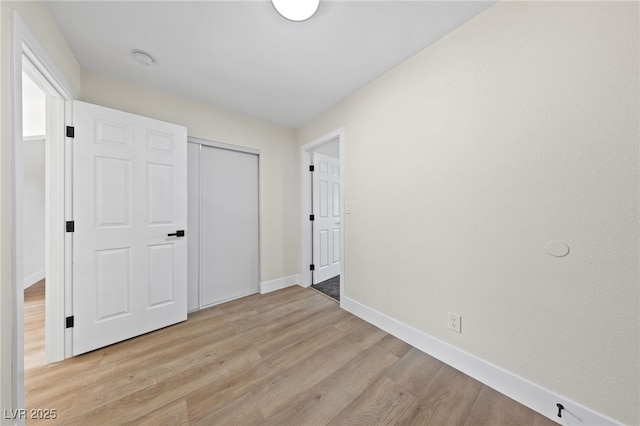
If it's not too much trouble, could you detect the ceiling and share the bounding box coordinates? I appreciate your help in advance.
[46,1,495,128]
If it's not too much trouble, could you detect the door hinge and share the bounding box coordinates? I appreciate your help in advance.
[309,165,315,172]
[65,221,75,232]
[310,264,315,271]
[66,126,75,138]
[65,316,74,328]
[309,214,315,221]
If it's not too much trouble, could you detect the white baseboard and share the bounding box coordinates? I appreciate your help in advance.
[341,296,619,426]
[260,275,300,294]
[23,270,45,289]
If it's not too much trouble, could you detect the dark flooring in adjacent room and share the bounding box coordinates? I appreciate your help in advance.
[311,275,340,301]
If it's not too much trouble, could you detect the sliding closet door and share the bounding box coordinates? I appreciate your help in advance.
[200,145,259,307]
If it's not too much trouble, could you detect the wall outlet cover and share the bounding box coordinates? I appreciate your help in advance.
[448,312,461,333]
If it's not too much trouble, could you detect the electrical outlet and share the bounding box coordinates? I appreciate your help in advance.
[448,312,461,334]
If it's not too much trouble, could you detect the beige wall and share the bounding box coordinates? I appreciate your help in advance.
[297,2,639,424]
[80,69,299,284]
[3,2,81,95]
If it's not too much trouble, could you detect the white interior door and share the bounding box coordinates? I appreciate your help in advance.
[312,152,341,284]
[72,101,187,356]
[200,145,259,307]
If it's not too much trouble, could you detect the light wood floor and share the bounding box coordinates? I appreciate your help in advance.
[24,281,557,425]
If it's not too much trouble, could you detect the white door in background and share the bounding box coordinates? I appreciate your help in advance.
[72,101,188,356]
[199,145,259,307]
[312,152,341,284]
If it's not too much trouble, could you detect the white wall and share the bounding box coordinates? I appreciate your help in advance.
[1,2,81,421]
[0,3,8,419]
[22,72,46,288]
[81,70,299,285]
[22,72,45,137]
[297,2,639,424]
[22,138,45,288]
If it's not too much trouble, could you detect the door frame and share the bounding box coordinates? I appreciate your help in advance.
[21,54,68,362]
[11,10,76,414]
[300,129,345,301]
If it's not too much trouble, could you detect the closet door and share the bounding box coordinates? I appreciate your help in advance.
[200,146,259,307]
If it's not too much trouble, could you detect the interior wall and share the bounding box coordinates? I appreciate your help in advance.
[0,3,8,419]
[22,72,46,136]
[81,69,299,284]
[22,72,46,288]
[1,1,81,420]
[296,2,639,424]
[21,138,45,288]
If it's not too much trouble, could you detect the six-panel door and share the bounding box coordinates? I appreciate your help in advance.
[72,101,187,355]
[312,152,341,284]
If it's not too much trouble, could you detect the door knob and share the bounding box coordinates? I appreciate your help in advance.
[167,230,185,237]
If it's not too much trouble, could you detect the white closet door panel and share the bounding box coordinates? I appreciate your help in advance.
[187,143,200,311]
[200,146,259,307]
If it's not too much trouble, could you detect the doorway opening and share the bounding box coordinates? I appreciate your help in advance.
[300,130,344,303]
[21,69,47,370]
[18,53,68,366]
[12,11,76,414]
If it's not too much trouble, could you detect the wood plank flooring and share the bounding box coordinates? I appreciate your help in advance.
[24,281,557,425]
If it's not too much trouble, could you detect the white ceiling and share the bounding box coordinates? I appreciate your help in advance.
[46,1,495,128]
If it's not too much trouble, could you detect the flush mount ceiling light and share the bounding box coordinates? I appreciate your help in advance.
[271,0,320,22]
[131,49,155,67]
